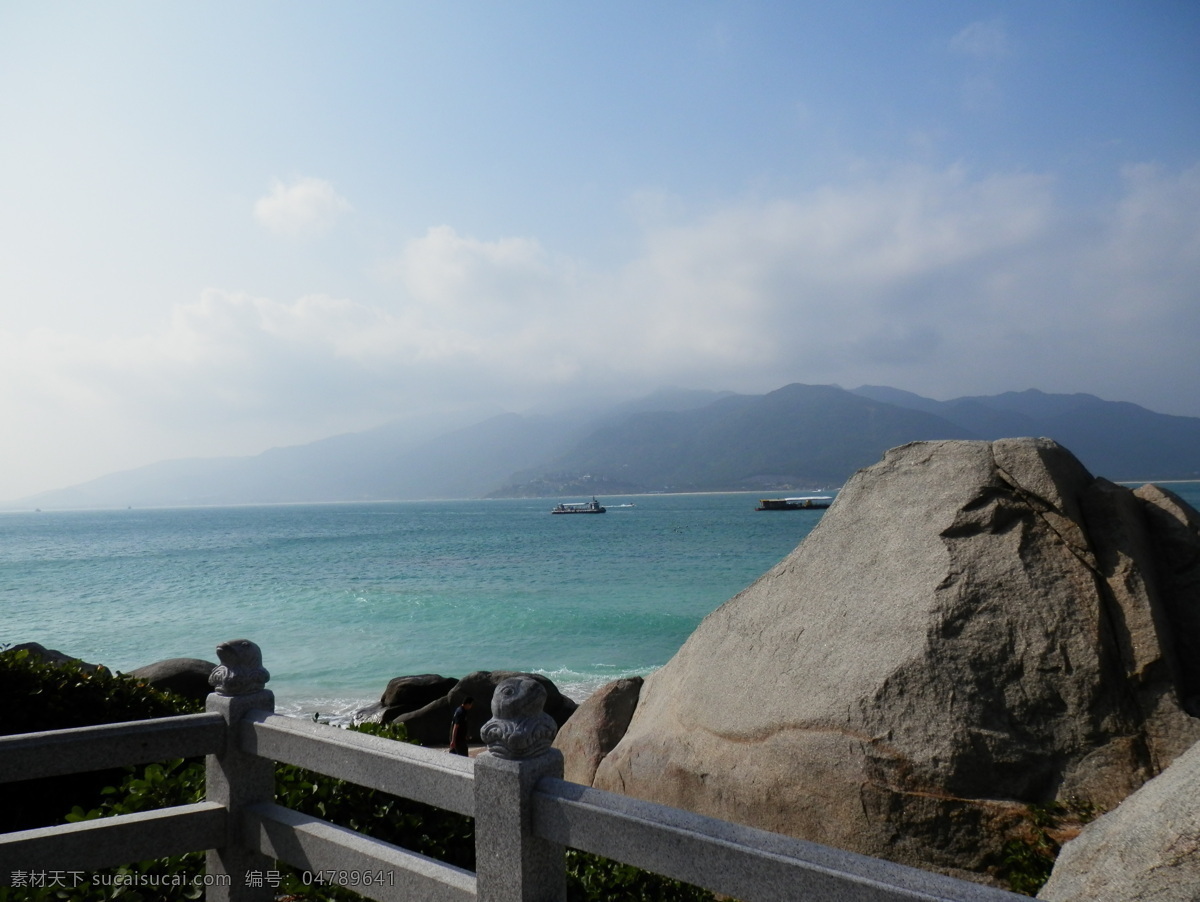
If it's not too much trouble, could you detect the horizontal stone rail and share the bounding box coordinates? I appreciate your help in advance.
[0,712,226,783]
[0,803,226,873]
[0,712,230,879]
[246,802,476,902]
[533,778,1020,902]
[239,709,475,817]
[0,640,1031,901]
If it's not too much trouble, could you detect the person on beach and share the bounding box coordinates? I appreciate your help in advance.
[449,696,474,755]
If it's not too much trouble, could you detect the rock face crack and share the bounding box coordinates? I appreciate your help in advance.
[1134,484,1200,713]
[990,449,1100,578]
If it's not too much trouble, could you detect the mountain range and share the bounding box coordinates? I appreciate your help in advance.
[9,384,1200,510]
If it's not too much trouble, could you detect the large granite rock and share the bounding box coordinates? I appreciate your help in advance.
[554,676,643,785]
[1134,483,1200,717]
[591,439,1200,882]
[1038,739,1200,901]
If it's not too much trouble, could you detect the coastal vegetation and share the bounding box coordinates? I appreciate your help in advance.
[997,802,1095,896]
[0,647,716,902]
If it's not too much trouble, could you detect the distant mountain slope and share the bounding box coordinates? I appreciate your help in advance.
[603,387,737,418]
[5,389,734,510]
[12,412,592,510]
[10,384,1198,510]
[852,386,1200,480]
[493,384,976,495]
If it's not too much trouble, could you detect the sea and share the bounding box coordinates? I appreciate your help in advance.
[5,482,1197,723]
[0,492,834,721]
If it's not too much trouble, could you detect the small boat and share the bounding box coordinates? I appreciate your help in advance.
[756,496,833,511]
[551,497,607,514]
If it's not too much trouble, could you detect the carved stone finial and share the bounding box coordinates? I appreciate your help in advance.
[208,638,270,697]
[479,676,558,759]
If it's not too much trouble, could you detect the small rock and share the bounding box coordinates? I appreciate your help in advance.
[554,676,643,784]
[128,658,218,702]
[6,642,101,672]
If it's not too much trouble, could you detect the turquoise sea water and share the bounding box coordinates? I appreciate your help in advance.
[5,482,1197,721]
[0,493,829,718]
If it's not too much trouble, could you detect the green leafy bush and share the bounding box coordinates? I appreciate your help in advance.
[0,647,202,736]
[565,850,717,902]
[0,649,719,901]
[0,646,203,835]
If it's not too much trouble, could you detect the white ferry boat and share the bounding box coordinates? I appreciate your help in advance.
[755,496,833,511]
[551,497,607,514]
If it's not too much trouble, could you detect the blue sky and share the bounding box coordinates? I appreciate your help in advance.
[1,3,1198,498]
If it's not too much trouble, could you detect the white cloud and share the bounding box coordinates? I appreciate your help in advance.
[949,19,1010,111]
[603,166,1057,385]
[18,163,1200,409]
[392,226,561,325]
[366,164,1198,406]
[253,177,352,236]
[4,162,1200,498]
[949,19,1010,61]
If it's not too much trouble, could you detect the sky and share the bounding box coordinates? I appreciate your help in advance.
[1,2,1198,500]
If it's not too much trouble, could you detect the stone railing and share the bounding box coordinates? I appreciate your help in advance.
[1,640,1025,901]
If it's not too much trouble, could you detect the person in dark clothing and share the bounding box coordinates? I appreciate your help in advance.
[449,696,474,756]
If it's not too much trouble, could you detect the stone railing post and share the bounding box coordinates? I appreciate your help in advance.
[473,676,566,902]
[204,639,275,902]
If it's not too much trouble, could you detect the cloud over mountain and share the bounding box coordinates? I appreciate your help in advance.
[254,177,352,237]
[2,6,1195,500]
[4,160,1200,499]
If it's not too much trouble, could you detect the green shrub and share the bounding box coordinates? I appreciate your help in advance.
[0,646,203,835]
[0,650,718,901]
[566,850,718,902]
[0,647,202,736]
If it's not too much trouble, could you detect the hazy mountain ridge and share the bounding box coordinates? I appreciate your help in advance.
[8,384,1199,510]
[851,386,1200,482]
[494,384,976,496]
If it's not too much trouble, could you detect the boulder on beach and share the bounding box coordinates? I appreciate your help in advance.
[554,676,643,785]
[128,657,218,702]
[381,673,459,710]
[588,438,1200,883]
[1038,738,1200,902]
[6,642,101,673]
[354,673,460,725]
[360,669,577,747]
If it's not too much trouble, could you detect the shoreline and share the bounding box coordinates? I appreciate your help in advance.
[14,479,1200,515]
[274,668,638,724]
[4,641,625,729]
[0,488,797,515]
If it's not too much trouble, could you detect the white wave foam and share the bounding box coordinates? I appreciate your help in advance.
[275,695,376,726]
[531,665,659,702]
[268,664,659,723]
